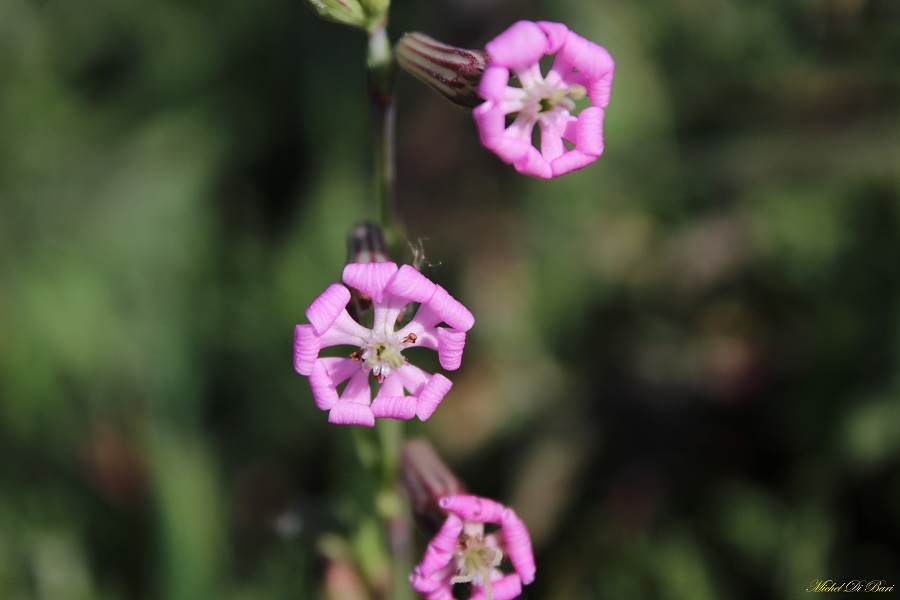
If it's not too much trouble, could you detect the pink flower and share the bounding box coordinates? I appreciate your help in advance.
[473,20,615,179]
[294,262,474,427]
[410,495,535,600]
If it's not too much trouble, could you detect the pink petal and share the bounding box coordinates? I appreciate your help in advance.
[513,147,553,179]
[589,66,614,108]
[493,134,535,167]
[372,302,408,336]
[318,310,371,346]
[550,149,598,177]
[395,363,431,396]
[477,65,511,103]
[559,31,611,80]
[501,509,536,584]
[342,261,398,304]
[339,369,372,405]
[380,372,406,396]
[574,106,604,155]
[436,328,466,371]
[409,571,454,600]
[415,373,452,421]
[293,324,320,376]
[470,574,522,600]
[395,322,436,354]
[415,513,464,577]
[408,289,473,333]
[385,264,437,304]
[371,396,416,420]
[309,358,360,410]
[537,21,569,53]
[473,100,505,147]
[328,401,375,426]
[439,495,506,523]
[485,20,547,69]
[308,359,340,410]
[306,283,351,336]
[428,286,475,331]
[475,101,537,166]
[539,120,567,163]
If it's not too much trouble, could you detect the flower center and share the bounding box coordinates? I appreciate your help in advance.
[355,332,417,382]
[512,65,587,119]
[450,531,503,587]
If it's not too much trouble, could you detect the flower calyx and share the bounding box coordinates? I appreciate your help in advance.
[396,32,489,109]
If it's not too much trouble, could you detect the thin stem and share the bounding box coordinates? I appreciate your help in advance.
[378,420,413,600]
[364,19,412,600]
[367,24,398,237]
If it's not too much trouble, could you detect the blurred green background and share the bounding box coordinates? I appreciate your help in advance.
[1,0,898,598]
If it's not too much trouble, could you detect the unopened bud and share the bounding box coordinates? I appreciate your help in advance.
[302,0,386,31]
[400,439,467,535]
[303,0,365,28]
[396,32,488,109]
[348,221,390,265]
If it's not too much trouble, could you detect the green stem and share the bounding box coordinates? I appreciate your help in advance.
[378,420,413,600]
[364,19,412,600]
[367,24,397,238]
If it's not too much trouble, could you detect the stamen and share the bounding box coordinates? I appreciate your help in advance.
[450,531,503,598]
[567,83,587,101]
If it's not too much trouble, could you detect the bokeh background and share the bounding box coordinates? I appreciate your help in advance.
[1,0,899,598]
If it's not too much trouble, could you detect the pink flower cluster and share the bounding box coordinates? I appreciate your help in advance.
[474,20,615,179]
[294,262,474,427]
[411,495,535,600]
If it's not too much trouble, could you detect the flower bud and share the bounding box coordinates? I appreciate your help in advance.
[396,32,489,109]
[347,221,390,265]
[400,439,467,535]
[303,0,391,31]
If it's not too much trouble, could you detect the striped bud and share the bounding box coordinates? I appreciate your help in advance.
[400,439,467,535]
[396,32,489,109]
